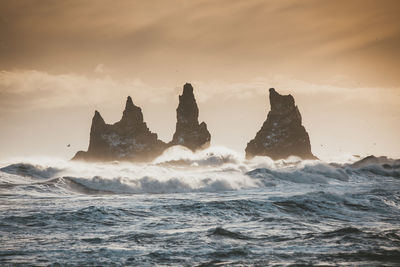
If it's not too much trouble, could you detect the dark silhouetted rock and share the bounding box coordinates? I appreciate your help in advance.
[245,88,317,160]
[73,96,167,162]
[170,83,211,151]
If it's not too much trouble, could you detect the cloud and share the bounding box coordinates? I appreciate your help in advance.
[1,1,400,86]
[0,70,174,113]
[1,69,399,115]
[193,75,400,109]
[94,63,113,74]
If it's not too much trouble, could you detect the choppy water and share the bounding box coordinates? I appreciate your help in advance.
[1,146,399,266]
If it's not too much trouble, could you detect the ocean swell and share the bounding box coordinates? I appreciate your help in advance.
[0,151,399,196]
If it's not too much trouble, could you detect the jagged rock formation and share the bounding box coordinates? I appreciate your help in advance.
[73,96,167,162]
[246,88,317,160]
[169,83,211,151]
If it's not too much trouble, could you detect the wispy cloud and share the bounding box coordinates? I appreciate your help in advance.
[1,1,400,86]
[0,70,175,112]
[1,69,399,114]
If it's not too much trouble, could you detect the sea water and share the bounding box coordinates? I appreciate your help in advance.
[1,146,399,266]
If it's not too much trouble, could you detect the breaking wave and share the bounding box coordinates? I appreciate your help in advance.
[0,146,399,196]
[0,163,62,179]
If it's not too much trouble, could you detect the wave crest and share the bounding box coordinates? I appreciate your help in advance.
[153,145,241,166]
[0,163,62,179]
[65,173,257,194]
[1,152,399,196]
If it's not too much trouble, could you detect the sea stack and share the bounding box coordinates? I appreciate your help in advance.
[73,96,167,162]
[245,88,317,160]
[170,83,211,151]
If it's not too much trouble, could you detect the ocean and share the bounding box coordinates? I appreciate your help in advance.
[1,146,399,266]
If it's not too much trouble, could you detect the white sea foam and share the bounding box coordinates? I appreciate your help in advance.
[0,146,398,195]
[153,145,242,166]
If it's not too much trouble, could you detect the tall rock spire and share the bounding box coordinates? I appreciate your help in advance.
[170,83,211,151]
[245,88,317,160]
[72,96,166,162]
[120,96,144,124]
[87,110,108,156]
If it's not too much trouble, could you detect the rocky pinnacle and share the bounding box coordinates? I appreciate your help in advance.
[245,88,317,160]
[72,96,166,162]
[170,83,211,151]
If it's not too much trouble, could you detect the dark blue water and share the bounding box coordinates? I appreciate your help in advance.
[1,149,399,266]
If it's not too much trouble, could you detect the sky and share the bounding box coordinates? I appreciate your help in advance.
[0,0,399,161]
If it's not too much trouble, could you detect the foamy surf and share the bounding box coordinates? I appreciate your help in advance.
[1,146,399,266]
[0,146,398,196]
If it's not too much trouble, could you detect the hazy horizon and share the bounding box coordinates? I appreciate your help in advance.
[1,0,400,161]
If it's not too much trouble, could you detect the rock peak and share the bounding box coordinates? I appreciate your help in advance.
[183,83,194,95]
[126,96,134,108]
[246,88,316,160]
[121,96,143,124]
[93,110,105,125]
[72,97,166,162]
[269,89,295,115]
[170,83,211,151]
